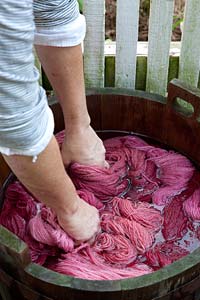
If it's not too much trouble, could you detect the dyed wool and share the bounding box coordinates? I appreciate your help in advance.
[148,152,194,206]
[59,133,194,205]
[162,194,188,241]
[94,232,138,264]
[29,207,74,252]
[69,163,129,201]
[0,133,199,281]
[183,188,200,221]
[145,242,189,270]
[101,215,154,254]
[111,197,163,232]
[49,251,153,280]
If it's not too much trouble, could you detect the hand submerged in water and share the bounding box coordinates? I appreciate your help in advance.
[59,125,106,242]
[57,195,100,242]
[61,125,109,168]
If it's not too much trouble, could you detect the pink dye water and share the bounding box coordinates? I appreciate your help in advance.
[1,133,200,280]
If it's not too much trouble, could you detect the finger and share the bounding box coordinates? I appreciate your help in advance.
[87,225,101,245]
[104,160,110,169]
[87,235,96,245]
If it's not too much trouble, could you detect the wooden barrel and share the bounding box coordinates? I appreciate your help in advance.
[1,79,200,300]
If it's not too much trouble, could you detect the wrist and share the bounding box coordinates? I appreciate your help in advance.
[65,114,91,136]
[55,195,79,218]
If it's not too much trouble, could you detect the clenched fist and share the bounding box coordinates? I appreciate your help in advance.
[61,125,109,168]
[57,195,100,242]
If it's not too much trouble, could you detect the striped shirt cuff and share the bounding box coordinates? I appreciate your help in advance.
[0,96,55,159]
[34,14,86,47]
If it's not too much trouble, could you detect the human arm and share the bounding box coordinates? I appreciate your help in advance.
[3,136,100,242]
[0,0,99,242]
[35,43,108,168]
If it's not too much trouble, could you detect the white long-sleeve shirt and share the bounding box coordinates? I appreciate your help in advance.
[0,0,86,160]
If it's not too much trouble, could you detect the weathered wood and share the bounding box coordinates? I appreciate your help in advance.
[146,0,174,96]
[83,0,105,88]
[0,282,12,300]
[105,56,148,90]
[105,56,179,91]
[105,41,181,90]
[0,226,30,268]
[168,57,179,83]
[1,0,200,297]
[43,42,182,92]
[0,156,10,189]
[179,0,200,87]
[2,84,200,299]
[115,0,140,89]
[136,56,147,91]
[105,56,115,87]
[105,41,181,58]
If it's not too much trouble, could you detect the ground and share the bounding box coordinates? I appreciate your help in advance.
[105,0,185,41]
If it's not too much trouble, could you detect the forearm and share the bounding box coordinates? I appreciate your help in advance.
[3,136,78,216]
[35,44,90,134]
[0,1,78,216]
[0,1,100,241]
[35,44,107,168]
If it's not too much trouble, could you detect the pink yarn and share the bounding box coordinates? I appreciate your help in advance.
[77,189,104,210]
[151,152,194,205]
[25,233,58,265]
[0,181,37,240]
[162,194,188,241]
[94,233,137,265]
[145,242,189,269]
[151,186,184,206]
[2,181,37,220]
[126,150,159,188]
[0,133,198,281]
[69,163,129,201]
[29,207,74,252]
[112,197,163,232]
[49,251,152,280]
[120,218,155,254]
[105,148,128,177]
[183,188,200,221]
[0,212,26,240]
[152,153,194,186]
[104,135,148,149]
[101,216,155,254]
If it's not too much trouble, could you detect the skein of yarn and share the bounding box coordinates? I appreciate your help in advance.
[0,133,199,280]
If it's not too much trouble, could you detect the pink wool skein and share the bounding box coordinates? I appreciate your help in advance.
[0,133,198,281]
[29,207,74,252]
[49,251,152,280]
[162,195,188,241]
[151,152,194,205]
[183,188,200,221]
[112,197,163,233]
[77,189,104,210]
[69,163,129,201]
[94,232,137,265]
[0,212,26,240]
[146,241,189,269]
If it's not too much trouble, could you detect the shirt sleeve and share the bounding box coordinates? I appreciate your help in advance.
[33,0,86,47]
[0,0,54,158]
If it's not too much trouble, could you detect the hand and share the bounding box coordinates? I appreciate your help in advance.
[57,196,100,242]
[61,125,109,168]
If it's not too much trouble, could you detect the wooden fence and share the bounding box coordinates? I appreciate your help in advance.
[40,0,200,97]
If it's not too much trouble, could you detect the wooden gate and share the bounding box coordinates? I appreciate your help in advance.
[83,0,200,96]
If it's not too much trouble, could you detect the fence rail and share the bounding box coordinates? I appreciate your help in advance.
[82,0,200,95]
[40,0,200,95]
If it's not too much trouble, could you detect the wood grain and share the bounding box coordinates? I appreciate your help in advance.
[146,0,174,96]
